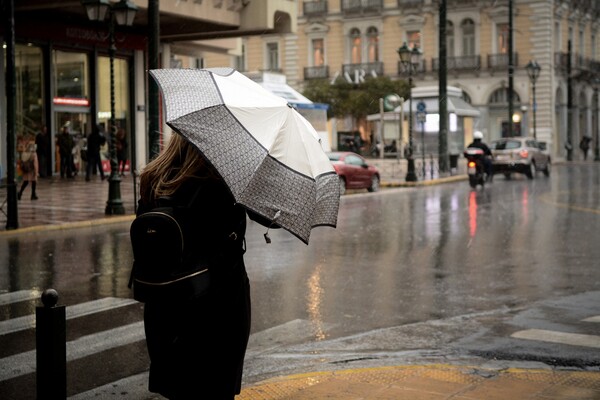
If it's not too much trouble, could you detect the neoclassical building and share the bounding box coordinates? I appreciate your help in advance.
[203,0,600,160]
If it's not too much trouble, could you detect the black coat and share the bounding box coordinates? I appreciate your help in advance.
[140,178,252,399]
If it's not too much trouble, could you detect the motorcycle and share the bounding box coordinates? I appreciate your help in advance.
[463,148,486,188]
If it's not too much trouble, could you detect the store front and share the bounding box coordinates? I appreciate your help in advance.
[4,22,142,180]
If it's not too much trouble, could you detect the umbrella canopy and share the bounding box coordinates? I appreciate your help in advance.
[150,68,340,244]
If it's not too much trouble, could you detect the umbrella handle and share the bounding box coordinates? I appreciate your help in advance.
[263,210,281,244]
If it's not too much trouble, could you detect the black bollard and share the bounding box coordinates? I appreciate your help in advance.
[36,289,66,399]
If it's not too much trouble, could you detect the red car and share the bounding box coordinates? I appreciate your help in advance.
[327,151,381,195]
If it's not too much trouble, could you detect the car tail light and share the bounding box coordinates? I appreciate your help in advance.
[468,161,476,168]
[519,149,529,158]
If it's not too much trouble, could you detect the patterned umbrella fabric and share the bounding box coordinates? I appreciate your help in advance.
[150,68,340,244]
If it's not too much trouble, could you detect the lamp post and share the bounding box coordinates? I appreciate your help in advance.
[82,0,137,215]
[594,77,600,162]
[398,42,421,182]
[525,60,541,140]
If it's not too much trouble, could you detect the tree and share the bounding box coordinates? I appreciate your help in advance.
[302,76,410,122]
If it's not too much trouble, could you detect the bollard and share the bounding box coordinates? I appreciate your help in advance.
[36,289,66,399]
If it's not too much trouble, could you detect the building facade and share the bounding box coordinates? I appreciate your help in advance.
[203,0,600,161]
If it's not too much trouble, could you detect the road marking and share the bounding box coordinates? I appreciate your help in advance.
[0,321,145,382]
[511,329,600,349]
[0,289,42,306]
[582,316,600,323]
[0,297,137,335]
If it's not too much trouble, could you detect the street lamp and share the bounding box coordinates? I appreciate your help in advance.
[82,0,138,215]
[525,60,541,140]
[398,42,421,182]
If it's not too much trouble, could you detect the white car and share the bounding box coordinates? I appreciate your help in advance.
[490,137,551,179]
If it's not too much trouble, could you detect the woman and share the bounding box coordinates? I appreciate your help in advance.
[138,133,269,399]
[18,142,39,200]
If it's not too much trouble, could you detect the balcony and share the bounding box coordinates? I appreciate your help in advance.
[303,1,327,17]
[304,65,330,80]
[432,55,481,72]
[487,53,519,71]
[397,60,427,75]
[397,0,423,7]
[342,62,384,79]
[342,0,383,16]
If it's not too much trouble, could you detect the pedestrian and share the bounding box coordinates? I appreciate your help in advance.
[57,126,74,178]
[35,124,50,177]
[579,136,591,160]
[85,126,106,181]
[137,133,275,399]
[116,127,128,176]
[18,142,39,200]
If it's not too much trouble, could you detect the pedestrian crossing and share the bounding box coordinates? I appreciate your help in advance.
[511,316,600,349]
[1,289,599,399]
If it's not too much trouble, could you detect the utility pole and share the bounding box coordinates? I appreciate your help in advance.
[438,0,448,173]
[148,0,161,160]
[507,0,514,137]
[5,0,19,229]
[567,40,573,161]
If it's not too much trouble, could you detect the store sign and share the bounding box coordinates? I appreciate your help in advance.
[330,69,379,85]
[53,97,90,107]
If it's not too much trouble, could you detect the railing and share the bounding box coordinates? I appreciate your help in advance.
[432,55,481,72]
[303,0,327,17]
[342,0,383,15]
[397,59,427,75]
[397,0,423,7]
[487,53,519,70]
[304,65,329,80]
[342,61,384,78]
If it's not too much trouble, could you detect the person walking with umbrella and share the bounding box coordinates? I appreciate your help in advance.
[137,133,276,399]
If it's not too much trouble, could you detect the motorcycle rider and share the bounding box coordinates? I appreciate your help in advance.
[467,131,493,181]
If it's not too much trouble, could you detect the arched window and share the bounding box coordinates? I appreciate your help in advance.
[367,27,379,63]
[488,87,521,106]
[462,19,475,56]
[447,21,454,57]
[350,28,362,64]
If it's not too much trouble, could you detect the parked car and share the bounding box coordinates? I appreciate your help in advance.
[327,151,380,195]
[489,137,551,179]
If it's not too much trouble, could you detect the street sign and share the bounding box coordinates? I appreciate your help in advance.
[416,111,426,123]
[417,101,426,113]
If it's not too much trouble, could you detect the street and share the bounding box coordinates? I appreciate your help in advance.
[1,163,599,399]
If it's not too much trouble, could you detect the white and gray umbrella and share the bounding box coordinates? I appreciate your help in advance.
[150,68,339,244]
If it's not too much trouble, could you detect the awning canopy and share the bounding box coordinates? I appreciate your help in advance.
[400,97,480,117]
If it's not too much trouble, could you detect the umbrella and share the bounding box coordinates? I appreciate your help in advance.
[150,68,340,244]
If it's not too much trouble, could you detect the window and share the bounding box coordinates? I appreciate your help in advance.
[266,42,279,71]
[447,21,455,57]
[579,29,584,56]
[407,30,421,50]
[497,23,509,54]
[462,19,475,56]
[311,38,325,66]
[367,27,379,62]
[350,28,362,63]
[235,43,246,71]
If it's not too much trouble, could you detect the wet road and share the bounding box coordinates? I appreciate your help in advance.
[1,163,599,398]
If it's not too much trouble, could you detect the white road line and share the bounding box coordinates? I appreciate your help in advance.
[0,321,145,382]
[511,328,600,349]
[0,297,138,335]
[0,289,42,306]
[582,316,600,323]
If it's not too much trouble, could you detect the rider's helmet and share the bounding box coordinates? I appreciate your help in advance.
[473,131,483,140]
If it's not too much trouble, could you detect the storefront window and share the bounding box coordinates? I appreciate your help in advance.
[15,44,44,138]
[97,56,129,134]
[53,50,89,99]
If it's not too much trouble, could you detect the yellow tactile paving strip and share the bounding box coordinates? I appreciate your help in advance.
[239,364,600,400]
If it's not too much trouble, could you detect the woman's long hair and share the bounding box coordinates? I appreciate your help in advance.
[139,134,217,203]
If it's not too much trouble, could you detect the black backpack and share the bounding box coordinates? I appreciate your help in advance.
[128,188,208,303]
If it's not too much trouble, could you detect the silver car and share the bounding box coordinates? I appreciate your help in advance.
[490,137,551,179]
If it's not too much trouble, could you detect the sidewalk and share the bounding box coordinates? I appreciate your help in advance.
[4,167,600,400]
